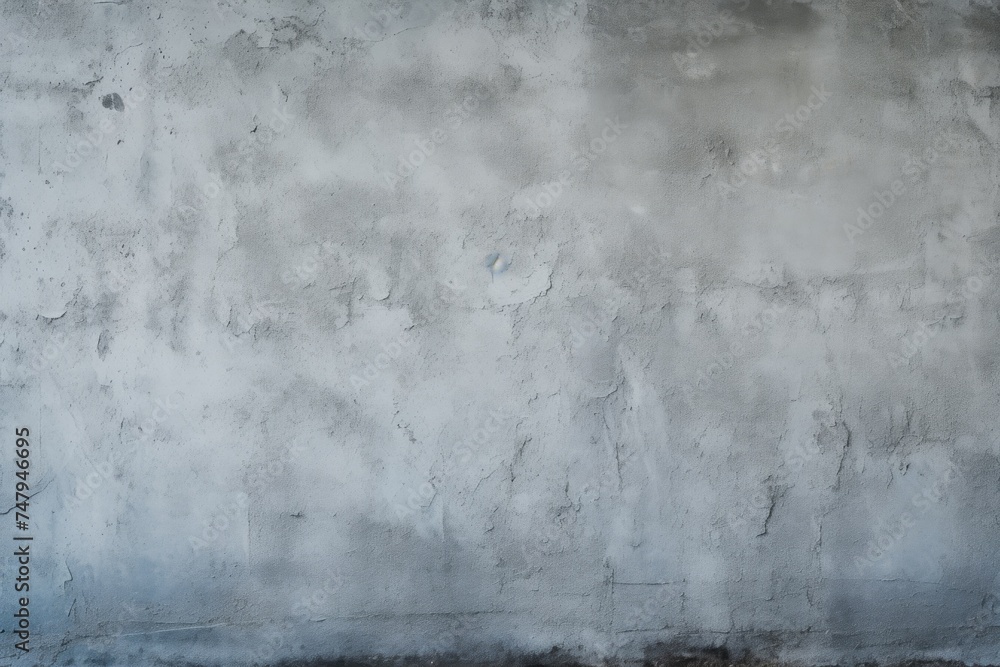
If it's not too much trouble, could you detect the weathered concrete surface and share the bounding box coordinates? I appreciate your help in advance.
[1,0,999,664]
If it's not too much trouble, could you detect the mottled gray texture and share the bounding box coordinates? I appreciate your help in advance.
[1,0,999,664]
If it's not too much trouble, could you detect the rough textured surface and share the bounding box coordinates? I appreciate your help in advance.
[1,0,999,664]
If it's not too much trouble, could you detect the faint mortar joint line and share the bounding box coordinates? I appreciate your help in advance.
[117,622,236,637]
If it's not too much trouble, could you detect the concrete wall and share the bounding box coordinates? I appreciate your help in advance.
[2,0,1000,664]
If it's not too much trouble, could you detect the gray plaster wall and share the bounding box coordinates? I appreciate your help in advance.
[1,0,1000,664]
